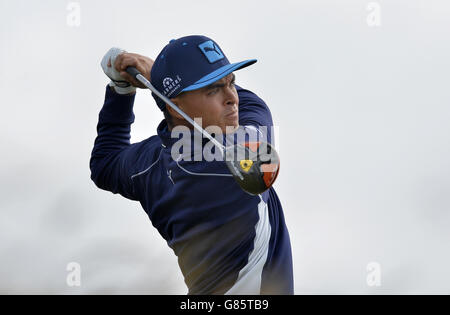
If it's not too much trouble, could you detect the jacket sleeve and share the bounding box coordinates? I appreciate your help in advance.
[236,85,274,145]
[89,85,142,201]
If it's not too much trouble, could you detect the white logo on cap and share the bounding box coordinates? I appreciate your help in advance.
[162,75,182,97]
[163,77,174,88]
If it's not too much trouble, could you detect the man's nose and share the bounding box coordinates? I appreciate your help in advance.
[224,86,238,106]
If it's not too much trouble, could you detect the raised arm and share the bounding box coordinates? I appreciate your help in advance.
[90,48,154,200]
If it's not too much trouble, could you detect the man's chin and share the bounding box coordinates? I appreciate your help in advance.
[223,121,239,134]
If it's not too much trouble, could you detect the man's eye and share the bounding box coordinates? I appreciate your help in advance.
[207,88,218,95]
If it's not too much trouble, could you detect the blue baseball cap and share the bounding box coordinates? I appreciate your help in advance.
[150,35,257,111]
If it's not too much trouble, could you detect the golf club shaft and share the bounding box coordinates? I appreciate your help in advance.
[126,67,225,155]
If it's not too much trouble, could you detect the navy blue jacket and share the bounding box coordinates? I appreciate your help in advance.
[90,84,293,294]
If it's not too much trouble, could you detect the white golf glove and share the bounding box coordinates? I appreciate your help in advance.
[101,47,136,95]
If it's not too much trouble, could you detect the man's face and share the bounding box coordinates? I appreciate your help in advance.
[171,73,238,133]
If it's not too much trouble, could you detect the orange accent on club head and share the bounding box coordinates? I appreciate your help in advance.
[243,141,261,153]
[261,163,280,188]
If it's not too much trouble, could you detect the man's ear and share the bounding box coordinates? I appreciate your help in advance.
[166,99,184,120]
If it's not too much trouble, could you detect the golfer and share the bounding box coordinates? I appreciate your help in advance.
[90,35,293,295]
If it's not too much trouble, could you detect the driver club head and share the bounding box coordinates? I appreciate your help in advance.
[225,141,280,195]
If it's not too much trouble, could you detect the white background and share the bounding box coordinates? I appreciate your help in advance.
[1,0,449,294]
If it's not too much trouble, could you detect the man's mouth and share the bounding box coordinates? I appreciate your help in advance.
[226,110,238,118]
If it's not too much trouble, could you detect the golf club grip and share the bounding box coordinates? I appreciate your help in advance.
[126,66,141,79]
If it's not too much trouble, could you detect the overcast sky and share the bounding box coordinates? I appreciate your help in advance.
[1,0,449,294]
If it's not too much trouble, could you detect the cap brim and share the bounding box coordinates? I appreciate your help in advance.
[180,59,257,93]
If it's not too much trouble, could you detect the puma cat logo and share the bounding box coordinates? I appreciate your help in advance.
[203,43,221,55]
